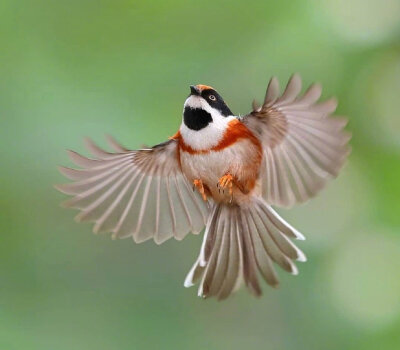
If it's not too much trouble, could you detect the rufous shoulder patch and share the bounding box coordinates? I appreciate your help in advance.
[169,130,181,140]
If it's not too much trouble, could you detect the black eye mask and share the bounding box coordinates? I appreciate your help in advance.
[201,89,233,117]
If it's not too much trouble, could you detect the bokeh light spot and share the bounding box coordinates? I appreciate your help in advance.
[352,52,400,152]
[371,55,400,150]
[328,231,400,329]
[282,162,372,251]
[319,0,400,45]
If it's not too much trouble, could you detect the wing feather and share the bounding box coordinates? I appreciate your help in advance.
[296,83,322,105]
[105,134,129,152]
[275,73,302,106]
[264,77,280,106]
[56,137,209,243]
[243,74,350,207]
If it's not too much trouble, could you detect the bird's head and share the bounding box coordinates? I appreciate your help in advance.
[183,84,233,131]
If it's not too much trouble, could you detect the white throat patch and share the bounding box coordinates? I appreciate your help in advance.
[180,96,235,151]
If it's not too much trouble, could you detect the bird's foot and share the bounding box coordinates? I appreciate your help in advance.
[217,174,234,196]
[193,179,207,201]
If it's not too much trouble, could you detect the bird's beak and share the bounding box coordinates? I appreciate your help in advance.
[190,85,200,96]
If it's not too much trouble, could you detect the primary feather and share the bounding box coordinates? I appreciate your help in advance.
[55,137,209,243]
[242,74,351,207]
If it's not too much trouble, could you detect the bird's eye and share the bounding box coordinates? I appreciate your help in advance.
[209,95,216,101]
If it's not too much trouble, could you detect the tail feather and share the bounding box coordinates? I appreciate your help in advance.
[183,205,220,288]
[246,208,280,287]
[251,205,298,274]
[184,197,306,299]
[199,205,241,298]
[204,210,230,296]
[217,208,242,299]
[240,210,263,296]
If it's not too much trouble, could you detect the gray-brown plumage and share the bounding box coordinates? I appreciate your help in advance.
[56,75,350,299]
[243,74,351,207]
[56,136,209,243]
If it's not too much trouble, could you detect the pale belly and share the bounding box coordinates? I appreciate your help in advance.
[180,139,261,203]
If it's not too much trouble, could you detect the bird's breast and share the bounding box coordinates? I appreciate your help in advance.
[175,122,262,203]
[177,118,260,154]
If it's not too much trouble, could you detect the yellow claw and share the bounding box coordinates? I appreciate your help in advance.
[218,174,234,195]
[193,179,207,201]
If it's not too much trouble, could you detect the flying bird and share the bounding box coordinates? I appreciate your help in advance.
[56,74,351,299]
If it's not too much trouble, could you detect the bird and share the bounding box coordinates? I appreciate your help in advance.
[55,74,351,300]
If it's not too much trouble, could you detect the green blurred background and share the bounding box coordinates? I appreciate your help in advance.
[1,0,400,349]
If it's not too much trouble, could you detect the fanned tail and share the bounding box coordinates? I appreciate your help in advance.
[184,197,306,300]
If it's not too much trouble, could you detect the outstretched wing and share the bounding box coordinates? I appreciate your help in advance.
[242,74,351,207]
[55,136,209,244]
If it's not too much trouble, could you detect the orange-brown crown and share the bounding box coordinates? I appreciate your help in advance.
[195,84,214,92]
